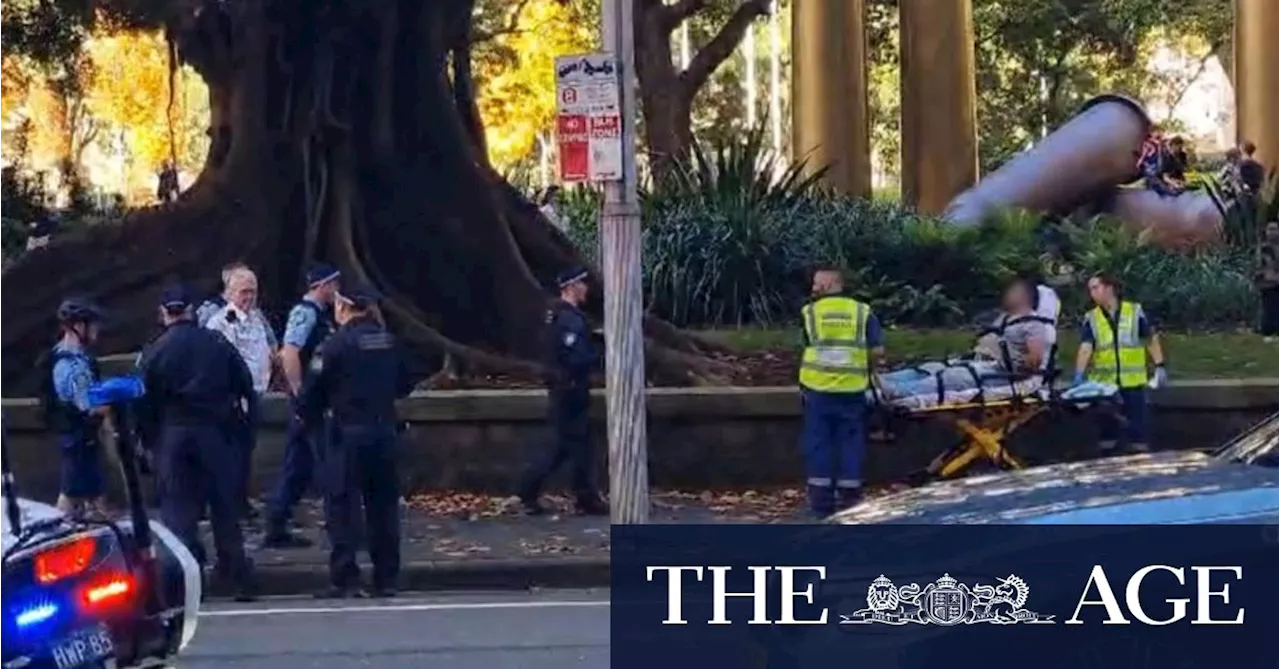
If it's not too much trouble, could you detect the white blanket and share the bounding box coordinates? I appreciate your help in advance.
[876,368,1047,411]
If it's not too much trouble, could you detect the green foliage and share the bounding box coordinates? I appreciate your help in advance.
[563,133,1259,332]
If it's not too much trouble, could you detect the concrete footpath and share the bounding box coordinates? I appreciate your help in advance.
[204,489,816,598]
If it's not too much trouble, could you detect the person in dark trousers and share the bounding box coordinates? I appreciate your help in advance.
[263,263,341,548]
[45,298,110,519]
[517,268,607,516]
[136,284,258,601]
[1239,141,1266,196]
[1072,273,1168,455]
[297,283,415,598]
[1258,222,1279,339]
[798,268,884,517]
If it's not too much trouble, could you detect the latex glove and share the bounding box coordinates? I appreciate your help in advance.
[1071,372,1086,387]
[1151,366,1168,389]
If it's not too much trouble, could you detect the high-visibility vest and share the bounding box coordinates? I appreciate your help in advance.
[799,296,871,393]
[1087,301,1148,389]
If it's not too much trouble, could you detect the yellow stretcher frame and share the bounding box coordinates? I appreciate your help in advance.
[902,396,1051,481]
[873,376,1125,485]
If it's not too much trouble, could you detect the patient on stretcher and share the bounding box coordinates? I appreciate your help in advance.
[877,279,1053,404]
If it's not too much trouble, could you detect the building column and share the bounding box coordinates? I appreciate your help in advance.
[1235,0,1278,169]
[791,0,870,197]
[899,0,978,214]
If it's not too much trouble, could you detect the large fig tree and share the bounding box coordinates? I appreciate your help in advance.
[1,0,734,393]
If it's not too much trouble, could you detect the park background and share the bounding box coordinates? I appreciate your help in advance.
[1,0,1276,387]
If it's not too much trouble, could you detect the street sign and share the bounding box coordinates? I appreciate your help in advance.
[554,53,623,183]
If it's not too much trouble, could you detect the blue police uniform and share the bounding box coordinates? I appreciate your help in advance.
[297,284,415,597]
[45,302,105,502]
[264,265,340,545]
[517,268,604,515]
[137,285,257,598]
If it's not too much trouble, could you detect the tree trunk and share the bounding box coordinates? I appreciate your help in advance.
[0,0,735,394]
[634,5,695,180]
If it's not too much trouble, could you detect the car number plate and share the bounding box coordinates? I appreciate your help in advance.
[50,624,115,669]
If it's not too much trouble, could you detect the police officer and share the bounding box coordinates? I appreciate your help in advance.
[298,283,415,598]
[799,268,884,517]
[46,298,109,519]
[136,284,258,601]
[1072,273,1168,454]
[517,268,607,516]
[264,263,341,548]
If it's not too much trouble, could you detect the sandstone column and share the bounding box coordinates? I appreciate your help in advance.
[899,0,978,214]
[791,0,871,197]
[1234,0,1278,169]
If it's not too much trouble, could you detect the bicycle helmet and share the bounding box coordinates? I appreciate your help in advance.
[56,297,104,324]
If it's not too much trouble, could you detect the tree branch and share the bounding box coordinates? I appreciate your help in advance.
[472,0,535,43]
[678,0,770,95]
[1161,42,1221,126]
[655,0,708,32]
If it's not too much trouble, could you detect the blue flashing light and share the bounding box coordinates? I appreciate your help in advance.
[15,601,59,628]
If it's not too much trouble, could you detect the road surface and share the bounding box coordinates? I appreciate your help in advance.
[179,589,610,669]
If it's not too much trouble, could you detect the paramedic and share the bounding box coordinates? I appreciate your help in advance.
[799,268,883,517]
[1072,273,1167,454]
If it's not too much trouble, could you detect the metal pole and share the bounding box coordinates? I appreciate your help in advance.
[600,0,650,524]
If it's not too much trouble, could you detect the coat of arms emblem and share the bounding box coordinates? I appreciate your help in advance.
[841,573,1055,626]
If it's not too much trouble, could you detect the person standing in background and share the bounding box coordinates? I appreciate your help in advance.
[1258,222,1278,341]
[539,186,568,233]
[1239,141,1265,196]
[204,267,277,521]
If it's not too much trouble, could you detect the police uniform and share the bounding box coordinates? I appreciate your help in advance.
[264,265,340,545]
[798,292,881,517]
[137,285,257,599]
[298,283,414,597]
[45,300,106,506]
[1079,300,1163,453]
[517,268,605,516]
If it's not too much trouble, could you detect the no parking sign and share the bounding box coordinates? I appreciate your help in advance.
[554,53,622,183]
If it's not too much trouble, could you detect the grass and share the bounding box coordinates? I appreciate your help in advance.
[701,328,1279,380]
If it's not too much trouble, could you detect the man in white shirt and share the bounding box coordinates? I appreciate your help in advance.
[204,267,277,518]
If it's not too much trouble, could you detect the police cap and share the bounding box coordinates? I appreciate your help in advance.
[159,283,195,311]
[306,263,341,288]
[556,267,589,289]
[336,282,381,310]
[56,297,104,324]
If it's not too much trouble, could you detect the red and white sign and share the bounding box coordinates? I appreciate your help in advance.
[554,53,622,183]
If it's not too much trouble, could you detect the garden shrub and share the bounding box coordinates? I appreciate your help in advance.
[555,139,1268,332]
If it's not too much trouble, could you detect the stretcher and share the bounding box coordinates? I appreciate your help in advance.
[869,345,1120,484]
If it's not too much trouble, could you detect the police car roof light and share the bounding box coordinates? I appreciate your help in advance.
[15,601,59,628]
[34,536,97,585]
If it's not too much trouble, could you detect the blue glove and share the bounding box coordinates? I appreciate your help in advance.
[1152,365,1168,388]
[1071,372,1086,387]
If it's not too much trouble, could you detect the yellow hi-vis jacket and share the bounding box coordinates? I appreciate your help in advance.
[799,295,871,393]
[1086,301,1149,389]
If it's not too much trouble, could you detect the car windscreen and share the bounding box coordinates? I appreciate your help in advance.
[1213,413,1278,466]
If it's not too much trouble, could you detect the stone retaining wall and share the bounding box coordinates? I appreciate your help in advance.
[3,380,1275,501]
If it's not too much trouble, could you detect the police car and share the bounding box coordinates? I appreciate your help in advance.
[2,378,202,669]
